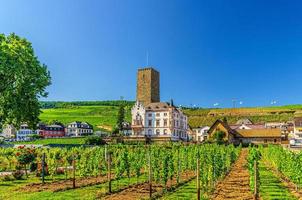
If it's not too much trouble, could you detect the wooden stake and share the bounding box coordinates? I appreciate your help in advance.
[197,157,200,200]
[108,151,112,193]
[149,145,152,198]
[42,153,45,185]
[254,161,258,200]
[72,159,76,189]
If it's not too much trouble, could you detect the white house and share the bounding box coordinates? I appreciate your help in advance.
[290,117,302,146]
[66,121,93,137]
[2,124,16,139]
[131,101,188,141]
[16,124,35,141]
[193,126,210,142]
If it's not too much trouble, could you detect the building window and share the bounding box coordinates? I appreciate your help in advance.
[156,129,160,135]
[148,113,152,117]
[156,113,160,117]
[163,119,167,126]
[164,129,167,135]
[164,113,167,116]
[148,120,152,127]
[156,120,160,127]
[148,129,152,135]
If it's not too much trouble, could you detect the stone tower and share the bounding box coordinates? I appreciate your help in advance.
[136,67,160,106]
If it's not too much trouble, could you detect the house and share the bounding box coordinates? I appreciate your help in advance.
[66,121,93,137]
[16,124,35,141]
[39,124,65,138]
[290,117,302,146]
[131,101,189,141]
[121,122,132,136]
[236,118,253,125]
[2,124,16,139]
[207,119,282,145]
[193,126,210,142]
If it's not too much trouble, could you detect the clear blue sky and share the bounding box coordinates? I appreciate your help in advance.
[1,0,302,108]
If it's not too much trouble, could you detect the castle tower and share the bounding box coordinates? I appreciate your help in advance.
[136,67,160,106]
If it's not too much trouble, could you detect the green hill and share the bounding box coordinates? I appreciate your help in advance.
[39,102,302,130]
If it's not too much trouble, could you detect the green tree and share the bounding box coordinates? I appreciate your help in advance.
[212,131,226,145]
[0,33,51,129]
[115,104,125,133]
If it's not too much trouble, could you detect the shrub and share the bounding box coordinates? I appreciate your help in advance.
[12,170,24,180]
[1,175,13,181]
[84,136,106,145]
[30,162,38,172]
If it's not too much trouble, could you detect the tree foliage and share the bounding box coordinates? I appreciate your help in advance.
[0,33,51,129]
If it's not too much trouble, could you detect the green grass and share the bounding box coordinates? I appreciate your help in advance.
[40,105,132,131]
[12,137,86,145]
[0,173,148,200]
[38,103,302,129]
[259,161,297,200]
[161,178,208,200]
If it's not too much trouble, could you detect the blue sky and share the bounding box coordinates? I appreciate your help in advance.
[1,0,302,108]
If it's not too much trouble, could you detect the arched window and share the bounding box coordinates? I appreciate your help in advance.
[156,129,160,135]
[148,129,152,135]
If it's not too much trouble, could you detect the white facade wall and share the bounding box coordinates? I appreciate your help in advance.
[131,101,188,141]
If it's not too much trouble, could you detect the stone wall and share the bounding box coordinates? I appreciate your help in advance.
[136,67,160,105]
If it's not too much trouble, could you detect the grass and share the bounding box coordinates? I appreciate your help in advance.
[40,105,132,131]
[259,161,297,200]
[12,137,86,145]
[38,103,302,130]
[161,178,208,200]
[0,173,148,200]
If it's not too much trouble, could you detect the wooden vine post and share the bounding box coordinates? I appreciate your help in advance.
[177,148,180,184]
[197,156,201,200]
[72,158,76,189]
[107,148,112,193]
[41,153,45,185]
[148,145,152,199]
[254,160,258,200]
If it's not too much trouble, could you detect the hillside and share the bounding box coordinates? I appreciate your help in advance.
[39,102,302,130]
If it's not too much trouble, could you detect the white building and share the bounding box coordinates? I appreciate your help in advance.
[2,124,16,139]
[290,117,302,146]
[66,121,93,137]
[16,124,35,141]
[193,126,210,142]
[131,101,188,141]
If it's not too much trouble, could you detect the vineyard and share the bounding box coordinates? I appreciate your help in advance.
[2,144,302,199]
[0,144,239,200]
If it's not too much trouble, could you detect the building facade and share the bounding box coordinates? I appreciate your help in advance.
[193,126,210,142]
[66,121,93,137]
[2,124,16,139]
[131,101,188,141]
[136,68,160,106]
[208,119,282,145]
[39,124,65,138]
[16,124,35,141]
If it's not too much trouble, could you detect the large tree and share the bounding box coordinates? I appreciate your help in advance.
[0,33,51,129]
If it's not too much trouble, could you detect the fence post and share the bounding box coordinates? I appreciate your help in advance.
[149,145,152,199]
[254,160,258,200]
[197,157,200,200]
[42,153,45,185]
[72,158,76,189]
[108,151,112,193]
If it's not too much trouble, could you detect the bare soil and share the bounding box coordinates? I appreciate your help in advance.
[102,171,196,200]
[211,149,254,200]
[18,174,108,192]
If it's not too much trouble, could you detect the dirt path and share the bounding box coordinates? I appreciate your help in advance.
[103,171,195,200]
[211,149,254,200]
